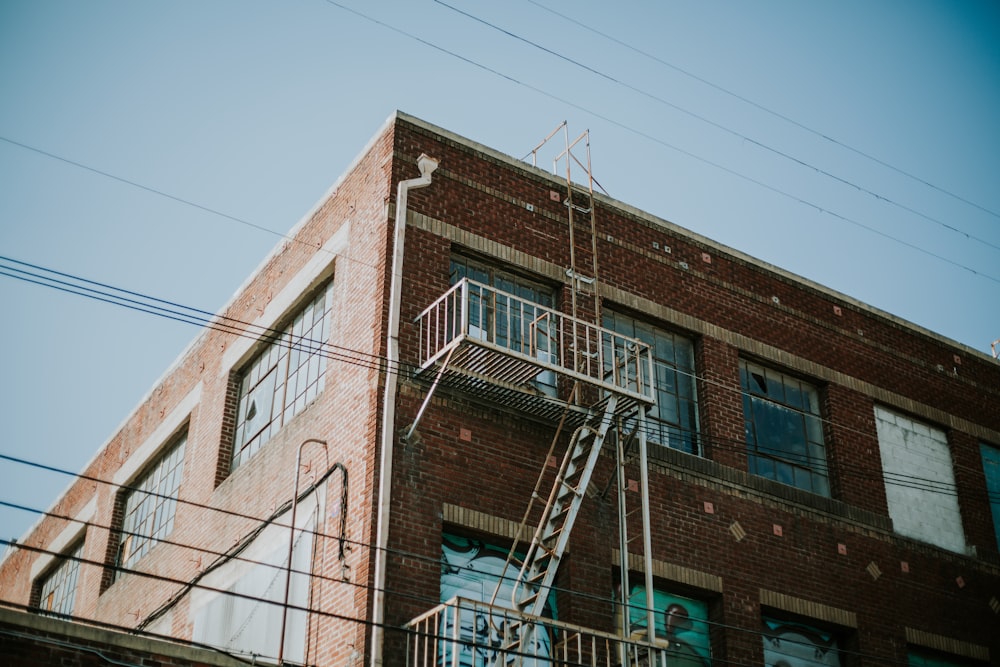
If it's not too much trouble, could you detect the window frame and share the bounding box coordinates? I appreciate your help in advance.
[35,539,84,617]
[740,359,830,496]
[114,431,187,579]
[981,442,1000,552]
[761,612,844,667]
[449,255,558,396]
[602,310,700,455]
[231,280,335,471]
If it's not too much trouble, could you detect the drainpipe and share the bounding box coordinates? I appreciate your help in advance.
[371,153,438,667]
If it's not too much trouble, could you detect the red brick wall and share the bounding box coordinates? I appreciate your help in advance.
[378,117,1000,664]
[2,114,997,667]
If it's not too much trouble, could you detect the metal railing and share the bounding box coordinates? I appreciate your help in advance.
[415,279,655,404]
[406,596,674,667]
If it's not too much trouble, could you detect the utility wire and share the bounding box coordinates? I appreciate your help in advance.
[0,8,995,290]
[0,136,291,244]
[0,505,929,667]
[436,0,1000,256]
[525,0,1000,226]
[0,510,961,667]
[321,0,1000,286]
[4,540,601,667]
[0,136,388,279]
[0,254,993,502]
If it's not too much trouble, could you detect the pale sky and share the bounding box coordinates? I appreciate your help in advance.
[1,0,998,546]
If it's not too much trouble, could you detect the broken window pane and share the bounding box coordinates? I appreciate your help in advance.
[740,359,829,496]
[232,281,334,471]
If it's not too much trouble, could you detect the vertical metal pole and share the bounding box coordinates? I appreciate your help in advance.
[278,438,327,665]
[616,420,631,667]
[637,410,656,644]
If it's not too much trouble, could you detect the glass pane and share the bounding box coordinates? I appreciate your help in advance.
[806,416,825,444]
[655,332,675,364]
[674,336,694,369]
[765,369,785,402]
[785,382,804,410]
[775,462,794,485]
[634,321,655,347]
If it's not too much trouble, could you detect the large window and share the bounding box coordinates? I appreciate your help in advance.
[232,282,334,470]
[741,360,829,496]
[981,444,1000,552]
[36,540,83,617]
[116,433,186,576]
[603,311,699,454]
[450,256,557,395]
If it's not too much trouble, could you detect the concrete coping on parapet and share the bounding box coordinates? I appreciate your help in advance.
[0,606,247,666]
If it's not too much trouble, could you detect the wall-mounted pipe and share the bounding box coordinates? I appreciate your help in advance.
[371,154,438,667]
[278,438,327,666]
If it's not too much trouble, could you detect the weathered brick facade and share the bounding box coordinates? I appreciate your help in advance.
[1,112,997,666]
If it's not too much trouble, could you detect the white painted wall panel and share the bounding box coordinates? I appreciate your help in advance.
[875,406,965,553]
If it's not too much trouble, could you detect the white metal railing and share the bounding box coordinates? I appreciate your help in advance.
[415,278,655,404]
[406,596,674,667]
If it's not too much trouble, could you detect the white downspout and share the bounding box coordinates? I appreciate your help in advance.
[371,153,438,667]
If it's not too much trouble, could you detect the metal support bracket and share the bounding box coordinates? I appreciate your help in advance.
[405,346,456,442]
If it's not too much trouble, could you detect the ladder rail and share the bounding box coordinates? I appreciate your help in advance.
[509,395,619,618]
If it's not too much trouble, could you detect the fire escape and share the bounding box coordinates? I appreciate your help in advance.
[405,126,669,666]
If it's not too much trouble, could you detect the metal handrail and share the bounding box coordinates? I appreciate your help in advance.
[415,278,655,404]
[405,596,673,667]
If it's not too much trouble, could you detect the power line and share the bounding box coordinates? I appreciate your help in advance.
[525,0,1000,227]
[0,499,927,667]
[0,254,992,504]
[319,0,1000,286]
[436,0,1000,257]
[0,136,293,245]
[436,0,1000,268]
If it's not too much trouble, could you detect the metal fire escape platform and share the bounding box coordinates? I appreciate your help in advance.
[411,277,655,431]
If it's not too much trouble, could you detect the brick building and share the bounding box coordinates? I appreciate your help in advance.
[0,111,998,666]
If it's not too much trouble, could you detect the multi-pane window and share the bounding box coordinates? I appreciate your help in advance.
[741,360,830,496]
[449,257,557,395]
[37,540,83,617]
[232,282,334,470]
[602,311,700,455]
[116,433,186,575]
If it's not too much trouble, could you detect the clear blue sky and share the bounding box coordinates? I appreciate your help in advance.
[1,0,998,546]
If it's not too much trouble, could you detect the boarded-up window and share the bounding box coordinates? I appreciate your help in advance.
[192,495,318,663]
[875,406,964,553]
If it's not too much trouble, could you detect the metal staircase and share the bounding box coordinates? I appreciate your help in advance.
[406,124,661,666]
[511,395,619,618]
